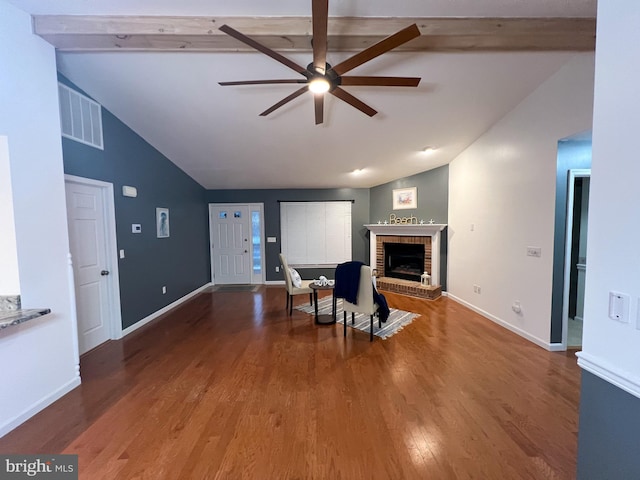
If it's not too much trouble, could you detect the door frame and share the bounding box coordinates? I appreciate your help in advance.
[561,169,590,349]
[208,203,265,285]
[65,174,123,344]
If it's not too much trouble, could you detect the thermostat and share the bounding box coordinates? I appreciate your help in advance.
[122,185,138,197]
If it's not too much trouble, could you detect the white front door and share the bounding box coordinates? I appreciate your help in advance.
[210,204,252,284]
[65,181,113,354]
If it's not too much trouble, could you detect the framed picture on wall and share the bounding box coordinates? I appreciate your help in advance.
[392,187,417,210]
[156,207,170,238]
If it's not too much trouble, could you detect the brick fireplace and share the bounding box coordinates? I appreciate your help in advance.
[366,224,446,300]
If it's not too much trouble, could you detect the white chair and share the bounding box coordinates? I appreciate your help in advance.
[341,265,379,342]
[279,253,314,315]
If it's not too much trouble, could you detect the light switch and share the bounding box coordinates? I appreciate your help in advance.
[527,247,542,257]
[119,249,125,259]
[132,224,142,234]
[267,237,277,243]
[609,291,629,323]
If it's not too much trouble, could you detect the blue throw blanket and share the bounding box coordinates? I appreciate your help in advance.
[334,261,363,304]
[335,261,390,323]
[374,290,390,323]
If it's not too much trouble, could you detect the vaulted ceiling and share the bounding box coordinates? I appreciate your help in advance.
[7,0,597,189]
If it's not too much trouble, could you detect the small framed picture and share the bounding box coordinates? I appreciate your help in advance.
[156,208,170,238]
[392,187,417,210]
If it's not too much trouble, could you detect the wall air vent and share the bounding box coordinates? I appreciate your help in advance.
[58,83,103,150]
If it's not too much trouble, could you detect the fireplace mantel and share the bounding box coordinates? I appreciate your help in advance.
[365,224,447,236]
[365,223,447,287]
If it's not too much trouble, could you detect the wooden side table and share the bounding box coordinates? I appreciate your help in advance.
[309,283,336,325]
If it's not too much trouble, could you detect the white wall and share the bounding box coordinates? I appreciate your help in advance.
[447,53,595,349]
[0,0,80,436]
[577,0,640,397]
[0,136,20,295]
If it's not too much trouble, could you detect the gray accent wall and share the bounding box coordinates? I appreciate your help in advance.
[205,189,370,282]
[59,75,210,329]
[577,371,640,479]
[550,139,591,343]
[369,165,449,289]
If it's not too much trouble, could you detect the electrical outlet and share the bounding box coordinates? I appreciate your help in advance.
[473,285,481,294]
[275,266,280,272]
[512,301,522,314]
[162,286,167,295]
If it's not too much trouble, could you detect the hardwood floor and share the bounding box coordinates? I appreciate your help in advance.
[0,287,581,479]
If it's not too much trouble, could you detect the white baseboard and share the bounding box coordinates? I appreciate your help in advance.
[121,283,212,338]
[265,280,285,285]
[447,293,555,351]
[0,376,81,438]
[577,351,640,400]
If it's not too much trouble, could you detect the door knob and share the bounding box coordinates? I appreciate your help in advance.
[101,270,110,276]
[244,250,248,253]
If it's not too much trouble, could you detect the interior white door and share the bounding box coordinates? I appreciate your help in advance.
[210,205,252,284]
[65,181,112,354]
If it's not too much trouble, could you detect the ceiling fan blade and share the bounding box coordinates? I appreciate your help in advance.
[340,76,421,87]
[331,24,421,76]
[314,94,324,125]
[312,0,329,75]
[219,79,307,86]
[259,87,309,117]
[219,24,309,77]
[330,87,377,117]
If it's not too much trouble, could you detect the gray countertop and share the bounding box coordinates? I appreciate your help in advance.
[0,308,51,329]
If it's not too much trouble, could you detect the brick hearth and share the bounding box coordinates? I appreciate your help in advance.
[376,277,441,300]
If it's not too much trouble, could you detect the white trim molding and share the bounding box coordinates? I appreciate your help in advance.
[121,283,212,337]
[365,224,447,287]
[577,351,640,400]
[0,376,81,438]
[448,293,556,351]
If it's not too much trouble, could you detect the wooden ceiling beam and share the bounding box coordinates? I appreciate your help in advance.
[33,15,596,52]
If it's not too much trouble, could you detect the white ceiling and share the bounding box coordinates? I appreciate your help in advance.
[8,0,597,190]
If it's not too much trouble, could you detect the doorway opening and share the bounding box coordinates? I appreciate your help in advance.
[550,132,591,350]
[563,170,590,349]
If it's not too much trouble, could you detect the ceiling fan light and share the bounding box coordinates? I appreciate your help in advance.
[309,77,331,94]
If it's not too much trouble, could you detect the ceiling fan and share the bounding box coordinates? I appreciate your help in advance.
[218,0,422,125]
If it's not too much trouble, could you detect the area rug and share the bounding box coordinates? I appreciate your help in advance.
[295,296,419,339]
[210,285,260,293]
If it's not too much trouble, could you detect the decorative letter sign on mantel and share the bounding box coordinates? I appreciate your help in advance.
[364,224,447,287]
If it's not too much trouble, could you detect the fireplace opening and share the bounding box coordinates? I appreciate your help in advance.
[384,243,425,282]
